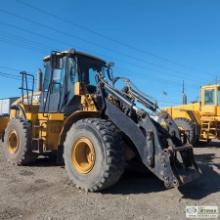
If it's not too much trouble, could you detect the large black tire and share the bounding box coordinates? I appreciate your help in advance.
[174,118,197,145]
[63,118,125,192]
[3,118,36,165]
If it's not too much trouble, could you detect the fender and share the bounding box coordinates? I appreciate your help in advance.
[58,110,100,146]
[10,104,27,120]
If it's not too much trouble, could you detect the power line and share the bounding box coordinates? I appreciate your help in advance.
[0,65,24,72]
[0,55,199,104]
[0,31,198,89]
[0,14,209,84]
[0,68,193,104]
[0,71,20,80]
[16,0,203,72]
[0,34,46,53]
[0,29,201,91]
[0,69,182,106]
[0,8,209,82]
[0,31,50,51]
[0,22,206,91]
[0,66,37,82]
[0,21,68,48]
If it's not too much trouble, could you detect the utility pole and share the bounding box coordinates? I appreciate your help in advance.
[182,80,187,104]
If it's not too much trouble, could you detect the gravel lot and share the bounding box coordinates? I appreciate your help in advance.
[0,142,219,220]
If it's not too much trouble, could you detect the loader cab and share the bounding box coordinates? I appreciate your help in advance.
[39,50,108,114]
[201,84,220,116]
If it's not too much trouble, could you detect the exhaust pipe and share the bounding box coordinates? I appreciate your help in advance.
[37,68,43,92]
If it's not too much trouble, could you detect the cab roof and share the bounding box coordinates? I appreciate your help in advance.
[201,84,220,89]
[43,49,107,64]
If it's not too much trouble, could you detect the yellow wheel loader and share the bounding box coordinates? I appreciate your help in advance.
[164,84,220,144]
[0,49,200,191]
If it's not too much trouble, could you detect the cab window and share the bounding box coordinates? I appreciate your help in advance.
[88,68,97,86]
[43,61,52,92]
[204,89,215,105]
[43,58,65,93]
[50,57,65,93]
[218,89,220,105]
[52,68,65,93]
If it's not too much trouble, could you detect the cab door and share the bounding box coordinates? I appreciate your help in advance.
[39,57,65,113]
[201,87,217,116]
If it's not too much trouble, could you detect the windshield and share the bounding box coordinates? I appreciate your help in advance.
[77,55,108,86]
[204,89,215,105]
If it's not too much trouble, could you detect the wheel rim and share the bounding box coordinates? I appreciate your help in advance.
[8,130,19,154]
[71,137,96,174]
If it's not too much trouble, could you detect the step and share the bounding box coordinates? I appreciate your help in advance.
[31,138,44,153]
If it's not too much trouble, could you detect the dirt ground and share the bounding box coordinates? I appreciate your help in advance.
[0,142,219,220]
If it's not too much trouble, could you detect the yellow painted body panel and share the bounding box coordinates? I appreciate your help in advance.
[0,116,9,135]
[21,112,64,150]
[0,95,65,151]
[39,120,63,150]
[164,84,220,141]
[74,82,81,95]
[0,82,98,152]
[164,102,201,123]
[37,113,64,121]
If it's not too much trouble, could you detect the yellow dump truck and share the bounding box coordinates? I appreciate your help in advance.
[164,84,220,144]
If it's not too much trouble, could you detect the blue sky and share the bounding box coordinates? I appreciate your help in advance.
[0,0,220,106]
